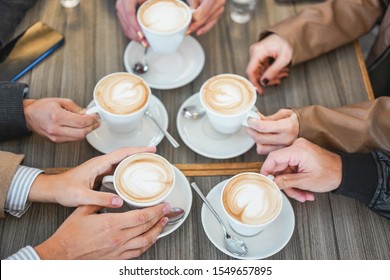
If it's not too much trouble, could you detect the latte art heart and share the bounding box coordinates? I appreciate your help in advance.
[95,73,149,115]
[223,173,282,225]
[201,75,255,115]
[139,0,190,33]
[115,154,174,204]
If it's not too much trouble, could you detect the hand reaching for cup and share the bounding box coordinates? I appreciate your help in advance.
[28,147,157,208]
[246,109,299,154]
[261,138,342,203]
[23,98,100,143]
[34,203,171,259]
[246,34,293,94]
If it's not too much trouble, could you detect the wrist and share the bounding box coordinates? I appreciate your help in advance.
[28,173,58,203]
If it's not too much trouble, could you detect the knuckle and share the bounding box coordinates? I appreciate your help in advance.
[137,211,148,224]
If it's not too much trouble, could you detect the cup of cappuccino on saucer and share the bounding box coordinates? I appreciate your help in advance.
[221,172,283,236]
[200,73,260,134]
[102,153,176,208]
[137,0,192,54]
[86,72,151,133]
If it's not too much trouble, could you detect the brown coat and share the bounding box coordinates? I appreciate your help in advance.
[0,151,24,218]
[266,0,390,153]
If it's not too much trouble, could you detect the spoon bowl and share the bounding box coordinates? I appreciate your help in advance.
[182,105,206,120]
[133,47,149,74]
[190,182,248,257]
[166,207,185,225]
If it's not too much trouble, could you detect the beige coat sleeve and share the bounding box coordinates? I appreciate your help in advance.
[267,0,383,64]
[293,97,390,153]
[0,151,24,218]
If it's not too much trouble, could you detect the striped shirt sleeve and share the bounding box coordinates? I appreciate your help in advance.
[5,166,43,217]
[5,246,41,260]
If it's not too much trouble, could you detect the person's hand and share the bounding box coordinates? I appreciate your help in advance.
[115,0,148,47]
[28,147,157,208]
[187,0,226,36]
[23,98,100,143]
[34,203,171,259]
[246,109,299,154]
[246,34,293,94]
[261,138,342,202]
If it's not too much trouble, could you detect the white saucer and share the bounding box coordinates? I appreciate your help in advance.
[123,36,205,90]
[201,180,295,259]
[100,166,192,238]
[176,93,256,159]
[86,94,168,154]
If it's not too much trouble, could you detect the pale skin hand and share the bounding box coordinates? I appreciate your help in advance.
[261,138,342,203]
[246,109,299,154]
[115,0,225,44]
[34,203,171,259]
[23,98,100,143]
[28,147,157,208]
[246,34,293,94]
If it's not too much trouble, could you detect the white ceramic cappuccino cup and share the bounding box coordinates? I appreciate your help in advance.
[221,172,283,236]
[86,72,151,133]
[200,74,260,134]
[137,0,192,54]
[102,153,175,208]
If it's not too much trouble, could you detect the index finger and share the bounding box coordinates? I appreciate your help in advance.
[260,146,303,175]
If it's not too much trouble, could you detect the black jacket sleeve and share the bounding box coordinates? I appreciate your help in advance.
[0,0,38,48]
[334,151,390,219]
[0,82,31,141]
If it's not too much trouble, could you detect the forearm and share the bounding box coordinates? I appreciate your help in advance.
[293,97,390,153]
[0,82,32,141]
[265,0,383,64]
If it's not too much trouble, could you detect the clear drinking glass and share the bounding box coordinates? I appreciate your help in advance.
[229,0,257,24]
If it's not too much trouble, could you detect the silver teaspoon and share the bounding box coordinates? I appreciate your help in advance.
[133,47,149,74]
[145,110,180,148]
[182,105,206,120]
[190,182,248,257]
[166,207,185,225]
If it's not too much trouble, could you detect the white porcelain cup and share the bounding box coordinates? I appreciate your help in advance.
[86,72,151,133]
[200,73,260,134]
[221,172,283,236]
[102,153,175,208]
[137,0,192,54]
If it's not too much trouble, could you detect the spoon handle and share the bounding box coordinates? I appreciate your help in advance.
[146,111,180,148]
[190,182,227,234]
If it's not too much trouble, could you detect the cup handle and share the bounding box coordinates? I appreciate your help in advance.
[102,175,115,192]
[266,174,275,181]
[242,110,261,127]
[85,106,100,116]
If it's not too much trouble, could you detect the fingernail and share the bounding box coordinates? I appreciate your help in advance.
[186,29,191,35]
[162,203,171,214]
[152,237,158,244]
[261,78,269,86]
[137,31,144,39]
[112,196,122,206]
[161,217,169,226]
[141,40,148,48]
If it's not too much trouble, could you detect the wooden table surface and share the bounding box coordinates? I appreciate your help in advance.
[1,0,389,260]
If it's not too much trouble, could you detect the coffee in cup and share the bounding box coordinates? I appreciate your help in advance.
[86,72,151,133]
[200,74,259,134]
[221,172,282,236]
[103,153,175,208]
[137,0,192,53]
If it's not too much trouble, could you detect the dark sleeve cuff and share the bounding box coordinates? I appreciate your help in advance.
[0,82,32,141]
[333,152,378,205]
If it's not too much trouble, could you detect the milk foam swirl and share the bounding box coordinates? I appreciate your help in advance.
[222,174,281,225]
[139,0,190,33]
[116,154,174,203]
[95,73,149,115]
[202,75,255,115]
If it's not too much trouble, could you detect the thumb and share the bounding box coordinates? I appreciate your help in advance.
[58,99,83,114]
[261,56,290,85]
[73,205,105,215]
[81,191,124,208]
[274,172,310,191]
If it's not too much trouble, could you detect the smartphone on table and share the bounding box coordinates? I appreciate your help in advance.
[0,21,64,82]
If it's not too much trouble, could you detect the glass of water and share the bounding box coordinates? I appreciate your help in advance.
[60,0,80,8]
[229,0,257,24]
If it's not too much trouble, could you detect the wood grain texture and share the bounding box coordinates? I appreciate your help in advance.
[1,0,388,260]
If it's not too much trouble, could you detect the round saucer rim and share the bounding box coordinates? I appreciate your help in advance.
[200,179,295,259]
[85,94,167,154]
[176,93,255,159]
[123,36,205,90]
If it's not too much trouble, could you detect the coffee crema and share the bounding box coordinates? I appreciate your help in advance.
[201,74,255,115]
[115,153,174,204]
[222,173,281,225]
[95,73,149,115]
[138,0,190,33]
